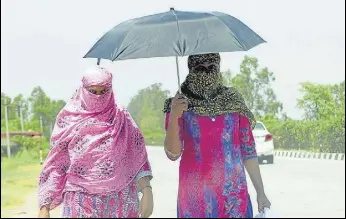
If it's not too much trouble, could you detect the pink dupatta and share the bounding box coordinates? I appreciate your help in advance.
[38,66,148,210]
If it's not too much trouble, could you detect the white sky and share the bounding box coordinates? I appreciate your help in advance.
[1,0,345,119]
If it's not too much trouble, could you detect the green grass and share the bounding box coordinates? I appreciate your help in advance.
[1,150,42,217]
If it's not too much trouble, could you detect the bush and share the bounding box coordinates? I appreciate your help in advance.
[260,117,345,153]
[7,137,50,160]
[143,130,165,146]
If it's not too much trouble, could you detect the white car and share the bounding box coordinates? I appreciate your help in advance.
[252,121,275,164]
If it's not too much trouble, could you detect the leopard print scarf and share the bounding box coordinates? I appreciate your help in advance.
[163,53,256,128]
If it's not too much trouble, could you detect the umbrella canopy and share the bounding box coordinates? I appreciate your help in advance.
[84,8,265,62]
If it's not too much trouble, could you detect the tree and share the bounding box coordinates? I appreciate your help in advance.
[1,93,19,133]
[12,94,29,121]
[297,82,345,121]
[49,99,66,131]
[332,81,345,120]
[1,93,17,120]
[223,56,283,118]
[127,83,170,145]
[221,56,344,153]
[29,86,52,122]
[259,81,344,153]
[2,88,66,158]
[28,86,66,138]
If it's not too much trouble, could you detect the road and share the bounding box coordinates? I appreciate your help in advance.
[10,147,345,218]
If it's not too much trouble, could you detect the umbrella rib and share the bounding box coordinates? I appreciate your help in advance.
[171,10,183,56]
[111,24,137,61]
[214,14,247,50]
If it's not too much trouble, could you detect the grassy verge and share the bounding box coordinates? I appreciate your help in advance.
[1,150,42,217]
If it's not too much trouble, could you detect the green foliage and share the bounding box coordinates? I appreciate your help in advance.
[11,136,43,156]
[127,83,170,145]
[28,86,66,139]
[1,93,16,120]
[222,56,344,153]
[1,87,65,158]
[1,56,344,154]
[223,56,283,117]
[256,81,345,153]
[297,82,345,121]
[259,117,345,153]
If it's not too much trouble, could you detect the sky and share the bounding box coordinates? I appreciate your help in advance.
[1,0,345,119]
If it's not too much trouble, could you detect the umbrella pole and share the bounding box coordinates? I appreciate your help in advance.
[97,58,101,65]
[175,56,182,93]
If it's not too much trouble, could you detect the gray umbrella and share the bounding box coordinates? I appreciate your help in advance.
[84,8,265,89]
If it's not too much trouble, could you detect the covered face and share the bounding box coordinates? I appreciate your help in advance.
[185,53,222,99]
[80,66,114,112]
[164,53,256,127]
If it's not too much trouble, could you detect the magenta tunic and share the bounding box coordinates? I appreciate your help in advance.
[165,112,257,218]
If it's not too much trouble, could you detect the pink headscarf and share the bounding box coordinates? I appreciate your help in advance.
[39,66,148,209]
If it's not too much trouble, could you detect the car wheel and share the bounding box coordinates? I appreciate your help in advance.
[258,157,264,164]
[266,155,274,164]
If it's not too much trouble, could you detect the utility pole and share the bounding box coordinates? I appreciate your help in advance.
[4,98,11,158]
[40,116,43,165]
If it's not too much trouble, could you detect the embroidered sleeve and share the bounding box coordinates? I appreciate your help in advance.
[135,160,153,182]
[239,115,258,161]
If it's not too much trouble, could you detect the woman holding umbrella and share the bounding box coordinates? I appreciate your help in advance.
[163,53,271,218]
[38,66,153,218]
[81,7,270,218]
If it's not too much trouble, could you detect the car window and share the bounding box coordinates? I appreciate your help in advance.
[254,122,266,131]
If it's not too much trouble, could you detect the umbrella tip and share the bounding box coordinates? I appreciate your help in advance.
[170,7,175,11]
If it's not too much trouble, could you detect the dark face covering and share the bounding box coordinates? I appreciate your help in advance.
[163,53,256,129]
[184,53,222,100]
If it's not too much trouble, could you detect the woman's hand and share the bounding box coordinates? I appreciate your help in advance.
[257,193,271,213]
[139,188,154,218]
[38,206,50,218]
[170,92,188,120]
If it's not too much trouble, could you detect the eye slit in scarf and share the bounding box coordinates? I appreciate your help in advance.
[86,86,112,96]
[163,53,256,129]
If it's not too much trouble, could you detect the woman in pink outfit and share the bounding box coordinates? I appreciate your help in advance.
[163,53,271,218]
[38,66,153,218]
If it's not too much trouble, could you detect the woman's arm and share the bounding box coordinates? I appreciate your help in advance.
[164,113,183,161]
[136,161,153,191]
[239,115,265,196]
[163,94,187,161]
[136,161,153,218]
[244,159,265,195]
[239,115,271,211]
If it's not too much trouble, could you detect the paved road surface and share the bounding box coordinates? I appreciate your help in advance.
[10,147,345,218]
